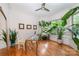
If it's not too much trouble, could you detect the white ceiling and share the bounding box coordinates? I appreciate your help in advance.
[8,3,78,17]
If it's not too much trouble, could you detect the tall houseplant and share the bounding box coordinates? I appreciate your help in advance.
[50,7,79,44]
[9,29,17,46]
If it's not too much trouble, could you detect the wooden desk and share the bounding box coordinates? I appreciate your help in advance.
[0,40,79,56]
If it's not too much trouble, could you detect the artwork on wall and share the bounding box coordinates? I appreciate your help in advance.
[19,23,24,29]
[18,23,37,30]
[33,25,37,30]
[26,25,32,29]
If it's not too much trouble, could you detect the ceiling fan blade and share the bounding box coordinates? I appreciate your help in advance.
[35,8,42,11]
[44,7,50,12]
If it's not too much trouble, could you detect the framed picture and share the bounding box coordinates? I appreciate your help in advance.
[33,25,37,30]
[19,23,24,29]
[26,25,32,29]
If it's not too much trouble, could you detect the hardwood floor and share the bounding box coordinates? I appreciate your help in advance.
[37,40,79,56]
[0,40,79,56]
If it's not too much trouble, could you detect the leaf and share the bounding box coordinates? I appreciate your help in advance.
[61,7,79,26]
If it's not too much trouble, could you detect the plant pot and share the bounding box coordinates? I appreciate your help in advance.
[41,35,50,40]
[10,39,16,47]
[57,39,63,44]
[11,44,15,47]
[10,43,15,47]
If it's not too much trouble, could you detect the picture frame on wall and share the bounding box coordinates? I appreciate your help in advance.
[19,23,24,29]
[26,24,32,29]
[33,25,37,30]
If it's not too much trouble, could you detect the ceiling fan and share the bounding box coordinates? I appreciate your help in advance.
[35,3,50,12]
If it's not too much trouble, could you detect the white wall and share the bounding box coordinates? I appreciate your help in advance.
[8,7,39,44]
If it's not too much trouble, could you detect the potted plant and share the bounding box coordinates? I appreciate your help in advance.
[39,20,51,40]
[9,29,17,46]
[50,6,79,44]
[50,20,64,44]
